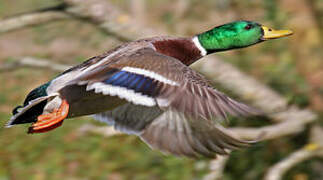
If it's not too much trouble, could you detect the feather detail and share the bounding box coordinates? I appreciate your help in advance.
[92,104,252,158]
[86,82,156,107]
[83,68,175,107]
[7,93,58,127]
[93,103,162,135]
[122,67,178,86]
[140,109,251,158]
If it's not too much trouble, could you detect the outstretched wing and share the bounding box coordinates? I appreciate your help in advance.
[71,48,261,121]
[94,103,251,158]
[140,109,250,157]
[70,48,261,157]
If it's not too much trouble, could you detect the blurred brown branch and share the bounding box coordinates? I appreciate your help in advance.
[264,126,323,180]
[0,10,70,34]
[78,124,121,137]
[307,0,323,44]
[174,0,190,19]
[63,0,159,41]
[130,0,146,24]
[203,155,229,180]
[0,57,71,73]
[0,0,157,41]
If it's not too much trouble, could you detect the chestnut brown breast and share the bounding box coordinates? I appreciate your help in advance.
[152,38,202,65]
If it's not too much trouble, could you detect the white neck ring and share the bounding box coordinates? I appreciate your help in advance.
[192,36,207,56]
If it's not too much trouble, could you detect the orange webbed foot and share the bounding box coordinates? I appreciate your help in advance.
[28,99,69,134]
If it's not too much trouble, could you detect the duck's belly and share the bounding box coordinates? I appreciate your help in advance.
[68,95,127,118]
[59,84,128,118]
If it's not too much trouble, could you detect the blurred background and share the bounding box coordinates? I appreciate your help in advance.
[0,0,322,179]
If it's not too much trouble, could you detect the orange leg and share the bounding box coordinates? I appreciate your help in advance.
[28,99,69,134]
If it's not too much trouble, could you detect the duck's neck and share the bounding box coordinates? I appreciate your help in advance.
[152,37,207,65]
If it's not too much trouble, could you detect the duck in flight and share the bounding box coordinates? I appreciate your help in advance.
[7,21,293,158]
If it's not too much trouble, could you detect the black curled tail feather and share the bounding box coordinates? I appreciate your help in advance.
[7,82,52,127]
[10,100,48,125]
[12,105,23,115]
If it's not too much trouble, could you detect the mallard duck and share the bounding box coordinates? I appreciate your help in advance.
[7,21,292,158]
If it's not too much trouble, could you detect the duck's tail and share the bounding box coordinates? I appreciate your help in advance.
[6,95,56,127]
[6,82,52,127]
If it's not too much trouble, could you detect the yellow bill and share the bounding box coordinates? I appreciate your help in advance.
[261,26,293,40]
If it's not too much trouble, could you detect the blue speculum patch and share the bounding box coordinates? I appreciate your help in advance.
[104,71,157,96]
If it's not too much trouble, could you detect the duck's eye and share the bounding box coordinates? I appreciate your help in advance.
[244,24,253,30]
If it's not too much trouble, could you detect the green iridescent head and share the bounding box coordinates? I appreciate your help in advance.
[197,21,293,54]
